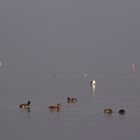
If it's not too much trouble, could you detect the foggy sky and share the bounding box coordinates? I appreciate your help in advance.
[0,0,140,76]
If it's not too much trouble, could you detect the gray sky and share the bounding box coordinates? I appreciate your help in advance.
[0,0,140,75]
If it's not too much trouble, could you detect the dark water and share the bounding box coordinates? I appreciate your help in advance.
[0,0,140,139]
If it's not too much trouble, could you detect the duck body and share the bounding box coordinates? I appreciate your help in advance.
[118,109,126,115]
[104,108,113,113]
[20,101,31,109]
[48,103,61,110]
[67,97,77,103]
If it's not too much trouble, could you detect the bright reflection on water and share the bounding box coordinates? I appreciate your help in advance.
[91,84,96,108]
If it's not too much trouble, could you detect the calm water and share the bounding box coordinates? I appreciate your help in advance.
[0,0,140,139]
[0,73,140,140]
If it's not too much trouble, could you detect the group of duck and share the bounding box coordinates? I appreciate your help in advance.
[19,97,77,112]
[19,80,126,115]
[104,108,126,115]
[48,97,77,111]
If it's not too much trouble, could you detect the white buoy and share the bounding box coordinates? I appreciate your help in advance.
[90,80,96,85]
[0,62,2,67]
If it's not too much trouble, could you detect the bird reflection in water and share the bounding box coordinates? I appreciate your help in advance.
[20,107,31,112]
[19,107,31,119]
[91,84,96,108]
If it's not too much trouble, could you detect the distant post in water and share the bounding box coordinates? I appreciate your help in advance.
[132,64,136,72]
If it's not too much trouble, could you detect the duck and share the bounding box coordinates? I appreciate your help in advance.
[118,109,126,115]
[20,101,31,109]
[67,97,77,103]
[90,80,96,86]
[48,103,62,110]
[104,108,113,114]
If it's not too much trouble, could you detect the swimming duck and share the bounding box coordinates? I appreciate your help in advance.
[20,101,31,109]
[90,80,96,86]
[67,97,77,103]
[104,108,113,113]
[48,103,62,110]
[118,109,126,115]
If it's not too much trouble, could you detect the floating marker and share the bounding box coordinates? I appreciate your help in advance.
[132,64,135,72]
